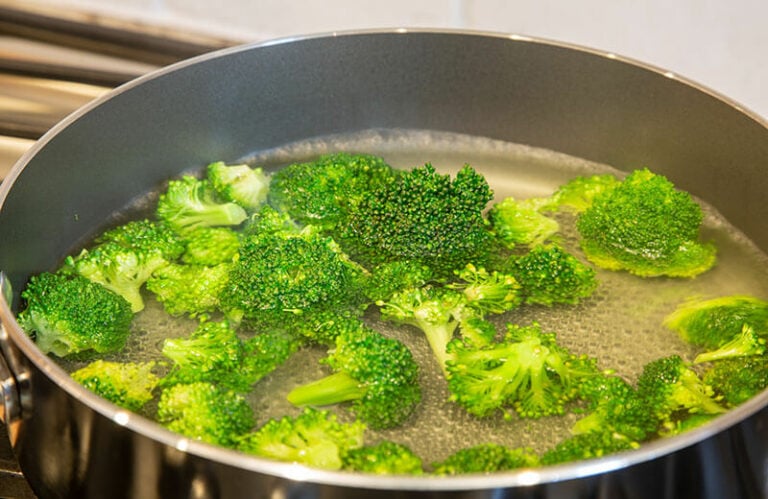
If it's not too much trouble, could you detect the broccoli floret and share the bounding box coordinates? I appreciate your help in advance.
[157,382,254,448]
[341,163,494,278]
[507,244,597,306]
[445,322,600,419]
[659,413,719,437]
[71,360,159,412]
[663,295,768,349]
[543,173,619,213]
[456,313,498,348]
[432,443,539,475]
[146,262,231,317]
[703,355,768,407]
[220,229,368,326]
[207,161,269,211]
[162,319,297,392]
[362,260,434,303]
[267,152,397,230]
[18,272,133,357]
[377,285,466,374]
[238,407,366,470]
[541,430,639,466]
[636,355,726,426]
[487,196,559,249]
[576,168,716,278]
[96,219,186,260]
[693,324,766,364]
[243,204,302,236]
[157,175,248,233]
[287,326,421,429]
[179,226,241,266]
[343,440,424,475]
[448,263,521,314]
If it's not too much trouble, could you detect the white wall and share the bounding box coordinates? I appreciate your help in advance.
[18,0,768,119]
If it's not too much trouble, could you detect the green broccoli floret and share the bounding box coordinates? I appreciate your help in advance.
[179,226,241,266]
[71,360,159,412]
[448,263,522,314]
[432,443,539,475]
[541,430,639,466]
[456,313,498,348]
[362,260,434,303]
[576,168,716,278]
[220,229,368,326]
[162,319,298,392]
[157,382,254,448]
[267,152,397,230]
[238,407,366,470]
[445,322,600,419]
[96,219,187,260]
[663,295,768,349]
[636,355,726,426]
[543,173,619,213]
[243,204,302,236]
[146,262,231,317]
[487,196,559,249]
[703,355,768,407]
[507,244,597,306]
[157,175,248,233]
[207,161,269,211]
[18,272,133,357]
[341,163,494,278]
[659,413,719,437]
[693,324,766,364]
[287,326,421,429]
[343,440,424,475]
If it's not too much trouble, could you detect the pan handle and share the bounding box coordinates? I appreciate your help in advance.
[0,273,31,430]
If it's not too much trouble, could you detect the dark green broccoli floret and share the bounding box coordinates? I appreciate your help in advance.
[663,295,768,349]
[18,272,133,357]
[576,168,716,278]
[96,219,186,260]
[157,382,254,448]
[541,430,639,466]
[448,263,521,314]
[543,173,619,213]
[157,175,248,233]
[432,443,539,475]
[341,163,494,278]
[636,355,726,426]
[487,196,559,249]
[445,322,600,419]
[659,413,719,437]
[362,260,434,303]
[267,152,397,230]
[238,407,366,470]
[693,324,766,364]
[161,319,298,392]
[343,440,424,475]
[207,161,269,211]
[179,226,241,266]
[287,326,421,429]
[507,244,597,306]
[703,355,768,407]
[71,360,159,412]
[146,262,231,317]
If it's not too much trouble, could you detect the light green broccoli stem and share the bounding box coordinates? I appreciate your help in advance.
[694,324,766,364]
[287,372,366,406]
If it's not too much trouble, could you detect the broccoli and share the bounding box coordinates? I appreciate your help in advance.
[207,161,269,211]
[179,226,241,266]
[343,440,424,475]
[362,260,434,303]
[96,219,186,261]
[447,263,521,315]
[703,355,768,407]
[267,152,397,230]
[71,360,159,412]
[432,443,539,475]
[156,382,254,448]
[543,173,619,213]
[243,204,302,237]
[161,319,298,392]
[445,322,600,419]
[340,163,494,278]
[237,407,366,470]
[576,168,716,278]
[146,262,231,317]
[487,196,560,249]
[18,272,133,357]
[456,313,498,348]
[693,324,766,364]
[507,244,598,306]
[157,175,248,233]
[541,430,639,466]
[663,295,768,349]
[636,355,726,426]
[287,326,421,429]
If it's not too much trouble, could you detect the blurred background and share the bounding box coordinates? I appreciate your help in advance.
[0,0,766,179]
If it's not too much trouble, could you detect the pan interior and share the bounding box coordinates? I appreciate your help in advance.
[55,128,768,465]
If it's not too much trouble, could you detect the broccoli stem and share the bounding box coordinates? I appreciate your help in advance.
[287,372,366,406]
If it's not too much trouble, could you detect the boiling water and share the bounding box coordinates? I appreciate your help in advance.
[59,129,768,464]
